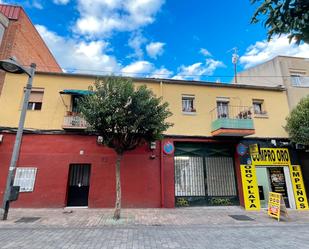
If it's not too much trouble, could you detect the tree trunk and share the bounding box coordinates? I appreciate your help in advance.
[113,153,122,220]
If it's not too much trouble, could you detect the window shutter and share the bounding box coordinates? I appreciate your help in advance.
[13,168,37,192]
[29,91,44,102]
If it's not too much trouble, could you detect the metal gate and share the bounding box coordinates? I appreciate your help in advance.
[174,143,238,207]
[67,164,91,207]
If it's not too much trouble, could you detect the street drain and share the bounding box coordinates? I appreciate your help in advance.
[15,217,41,223]
[229,215,254,221]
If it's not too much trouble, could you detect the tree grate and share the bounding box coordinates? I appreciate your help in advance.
[15,217,41,223]
[229,215,254,221]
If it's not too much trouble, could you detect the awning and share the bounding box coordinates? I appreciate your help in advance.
[59,89,93,95]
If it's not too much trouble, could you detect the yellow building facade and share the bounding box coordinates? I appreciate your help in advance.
[0,72,289,138]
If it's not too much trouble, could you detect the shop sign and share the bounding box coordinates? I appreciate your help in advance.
[251,148,290,166]
[249,144,260,156]
[289,165,309,210]
[268,192,288,221]
[240,164,260,210]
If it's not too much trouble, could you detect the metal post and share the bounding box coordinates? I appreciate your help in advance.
[1,63,36,220]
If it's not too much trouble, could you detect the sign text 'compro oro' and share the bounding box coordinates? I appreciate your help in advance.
[240,164,260,210]
[251,148,290,166]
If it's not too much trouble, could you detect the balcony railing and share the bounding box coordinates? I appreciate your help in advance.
[210,105,255,136]
[63,113,88,129]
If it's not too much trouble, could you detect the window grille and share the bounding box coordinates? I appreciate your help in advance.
[13,168,37,192]
[205,157,237,196]
[175,156,205,196]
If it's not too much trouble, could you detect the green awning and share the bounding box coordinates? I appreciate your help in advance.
[59,89,93,95]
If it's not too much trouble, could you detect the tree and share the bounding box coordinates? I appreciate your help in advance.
[79,77,172,219]
[285,96,309,145]
[251,0,309,44]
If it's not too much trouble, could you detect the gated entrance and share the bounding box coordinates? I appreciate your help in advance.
[174,143,239,207]
[67,164,91,207]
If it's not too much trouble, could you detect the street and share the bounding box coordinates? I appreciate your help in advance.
[1,207,309,248]
[0,223,308,249]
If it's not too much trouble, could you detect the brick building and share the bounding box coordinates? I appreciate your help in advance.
[0,4,61,94]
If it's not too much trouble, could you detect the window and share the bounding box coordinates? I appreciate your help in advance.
[182,95,196,113]
[72,95,82,113]
[253,99,267,115]
[290,71,309,87]
[217,101,229,118]
[13,167,37,192]
[26,88,44,111]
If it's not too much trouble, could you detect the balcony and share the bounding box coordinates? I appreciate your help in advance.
[210,106,255,136]
[63,112,88,129]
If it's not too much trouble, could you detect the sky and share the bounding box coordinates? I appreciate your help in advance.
[2,0,309,82]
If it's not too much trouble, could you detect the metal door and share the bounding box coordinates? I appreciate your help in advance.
[67,164,91,207]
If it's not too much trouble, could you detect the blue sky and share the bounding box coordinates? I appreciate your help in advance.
[3,0,309,82]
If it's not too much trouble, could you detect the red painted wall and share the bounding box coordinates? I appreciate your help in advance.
[0,133,175,208]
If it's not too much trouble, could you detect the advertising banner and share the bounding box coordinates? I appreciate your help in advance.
[251,148,290,166]
[289,165,309,210]
[240,164,260,210]
[268,192,288,221]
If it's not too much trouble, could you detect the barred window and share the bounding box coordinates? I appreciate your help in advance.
[13,168,37,192]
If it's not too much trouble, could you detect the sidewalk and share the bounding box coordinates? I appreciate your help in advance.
[1,206,309,228]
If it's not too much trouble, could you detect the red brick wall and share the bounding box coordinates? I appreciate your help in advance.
[0,9,61,72]
[0,134,175,208]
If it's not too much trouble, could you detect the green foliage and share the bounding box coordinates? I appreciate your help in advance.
[251,0,309,44]
[79,76,173,154]
[285,96,309,145]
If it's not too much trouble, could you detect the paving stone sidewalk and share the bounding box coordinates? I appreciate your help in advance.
[1,206,309,228]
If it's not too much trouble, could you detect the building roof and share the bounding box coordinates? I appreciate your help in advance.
[0,4,21,20]
[36,71,286,92]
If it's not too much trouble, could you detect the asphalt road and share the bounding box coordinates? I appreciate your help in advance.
[0,223,309,249]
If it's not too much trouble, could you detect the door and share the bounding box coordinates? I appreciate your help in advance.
[256,167,290,208]
[67,164,91,207]
[256,167,271,208]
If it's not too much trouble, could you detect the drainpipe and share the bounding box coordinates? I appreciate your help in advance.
[160,140,165,208]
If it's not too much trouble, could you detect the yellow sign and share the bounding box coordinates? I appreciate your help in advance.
[251,148,290,166]
[240,164,260,210]
[249,144,259,156]
[289,165,309,210]
[268,192,288,221]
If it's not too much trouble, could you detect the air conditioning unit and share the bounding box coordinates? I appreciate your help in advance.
[97,136,103,144]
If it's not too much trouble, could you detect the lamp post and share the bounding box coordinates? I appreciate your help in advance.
[0,58,36,220]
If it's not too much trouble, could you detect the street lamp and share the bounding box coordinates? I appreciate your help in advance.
[0,58,36,220]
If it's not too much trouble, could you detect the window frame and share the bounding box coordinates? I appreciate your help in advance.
[182,95,196,114]
[290,71,308,87]
[13,167,37,192]
[252,99,268,117]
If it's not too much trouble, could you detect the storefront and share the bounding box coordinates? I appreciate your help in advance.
[240,146,309,211]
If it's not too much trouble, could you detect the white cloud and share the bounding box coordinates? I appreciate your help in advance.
[121,61,172,78]
[35,25,120,74]
[75,0,165,37]
[173,59,225,81]
[200,48,211,57]
[150,67,173,78]
[53,0,70,5]
[32,0,43,9]
[240,35,309,69]
[128,32,147,59]
[121,61,154,77]
[146,42,165,59]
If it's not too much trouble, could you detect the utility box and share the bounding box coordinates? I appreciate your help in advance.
[9,186,20,201]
